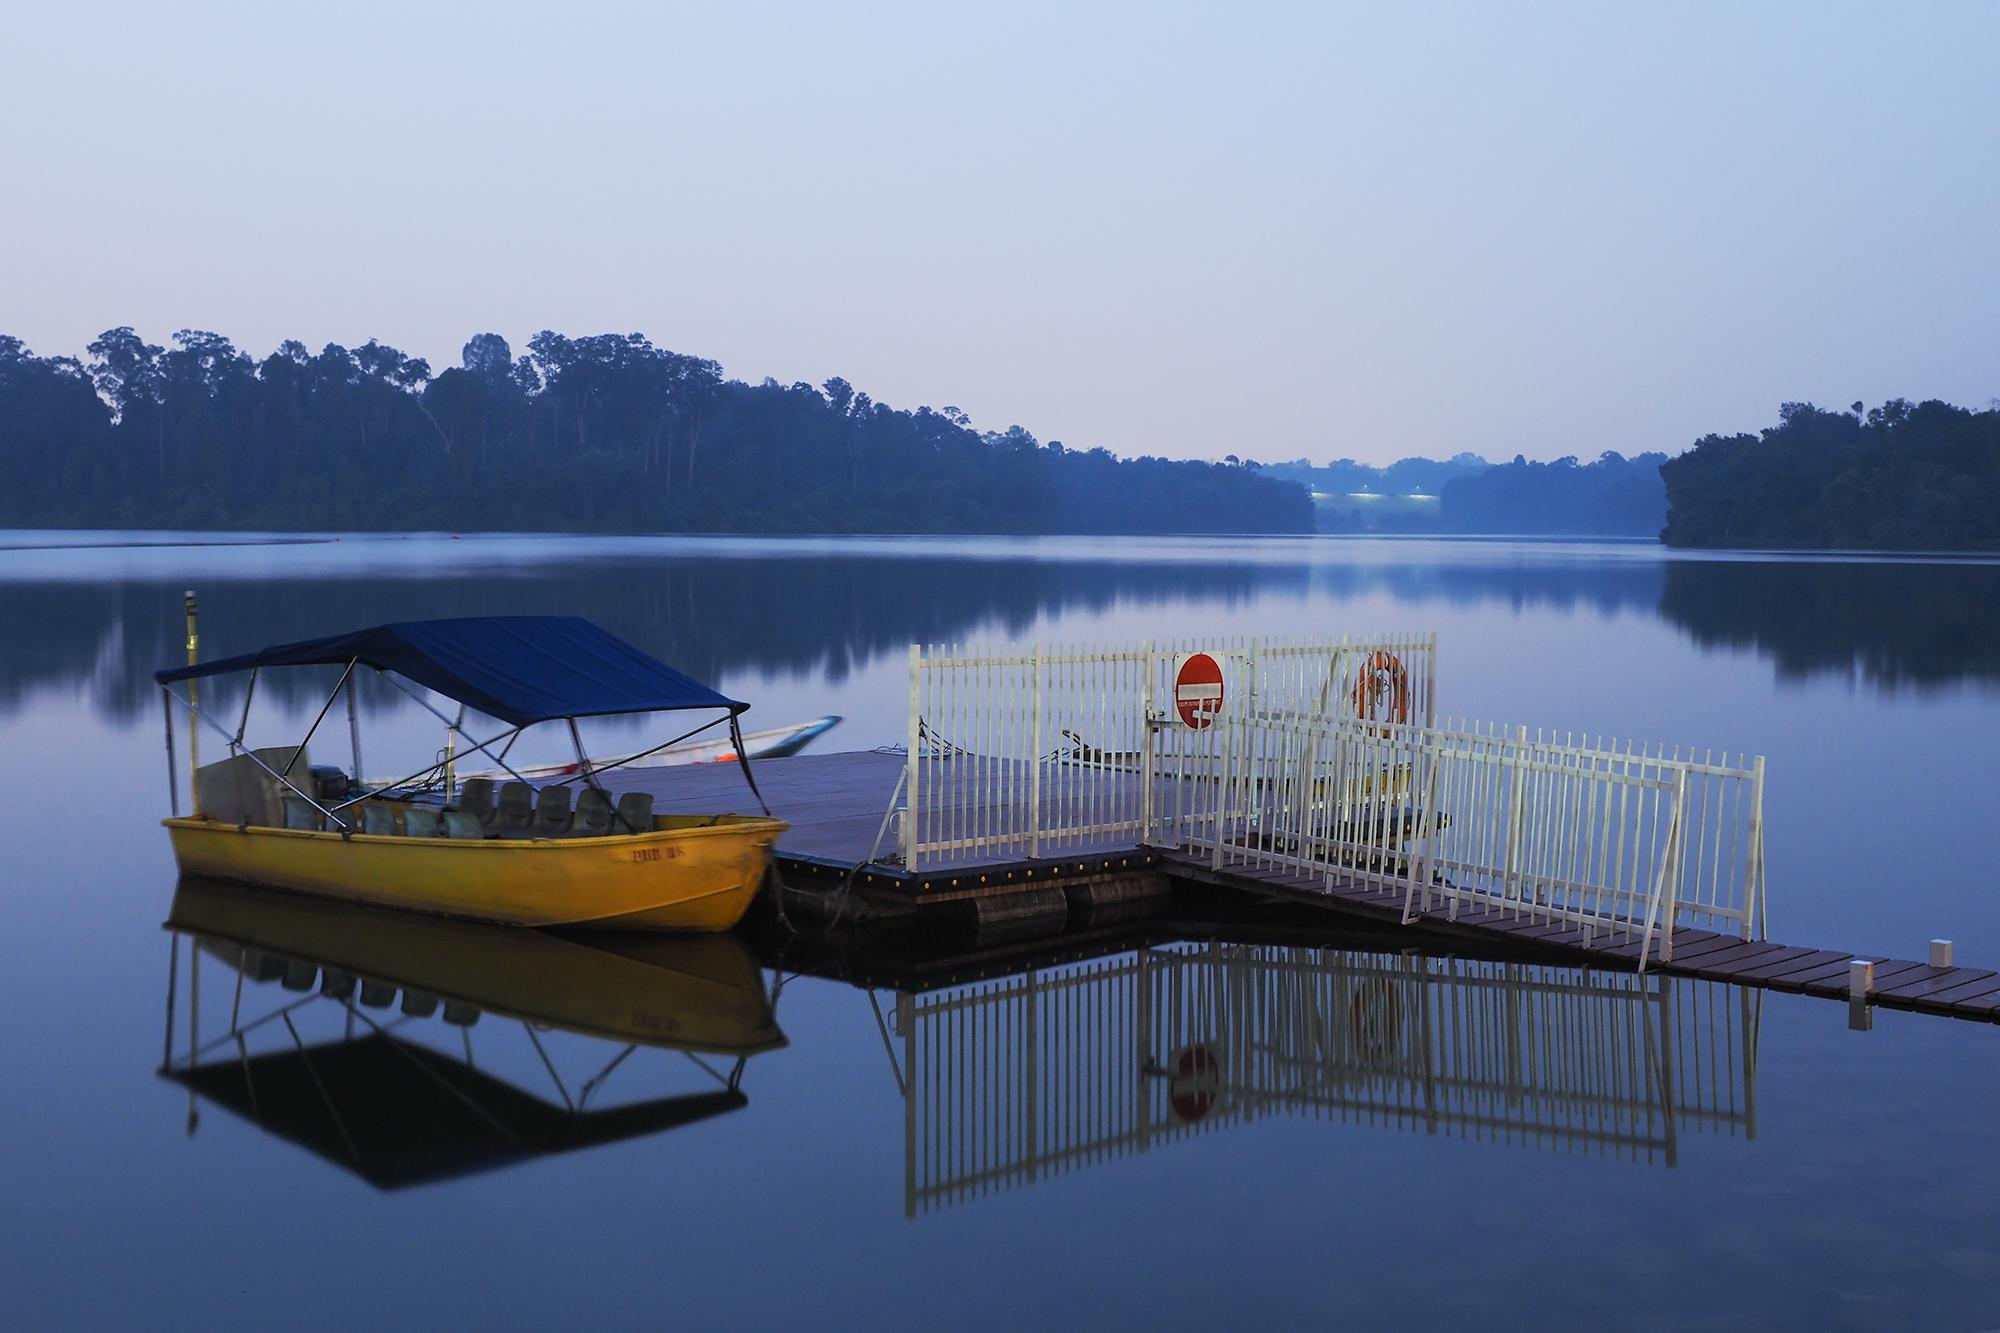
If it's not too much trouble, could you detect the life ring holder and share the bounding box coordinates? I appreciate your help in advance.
[1351,651,1411,736]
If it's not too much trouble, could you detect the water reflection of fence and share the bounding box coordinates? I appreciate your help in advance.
[894,944,1759,1217]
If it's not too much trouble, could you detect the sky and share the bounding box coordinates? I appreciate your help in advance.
[2,0,1995,466]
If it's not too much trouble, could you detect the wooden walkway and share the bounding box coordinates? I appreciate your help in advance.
[600,750,2000,1025]
[602,749,1161,898]
[1156,852,2000,1024]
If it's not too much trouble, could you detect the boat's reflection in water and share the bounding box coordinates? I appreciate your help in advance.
[883,943,1762,1217]
[159,876,785,1189]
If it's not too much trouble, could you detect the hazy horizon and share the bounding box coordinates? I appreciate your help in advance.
[4,1,1994,467]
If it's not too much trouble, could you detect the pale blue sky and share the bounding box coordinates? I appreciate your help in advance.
[3,1,1994,464]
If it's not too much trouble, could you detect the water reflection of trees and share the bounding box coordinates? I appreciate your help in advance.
[0,554,1304,720]
[5,544,1996,721]
[1657,560,2000,692]
[888,944,1759,1217]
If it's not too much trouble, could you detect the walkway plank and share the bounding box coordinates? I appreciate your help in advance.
[1877,968,1998,1002]
[1729,948,1851,984]
[1913,974,2000,1007]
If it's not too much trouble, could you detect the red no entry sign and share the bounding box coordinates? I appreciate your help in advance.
[1174,652,1225,729]
[1169,1044,1221,1122]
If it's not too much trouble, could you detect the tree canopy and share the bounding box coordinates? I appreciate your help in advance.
[1660,399,2000,550]
[0,329,1312,535]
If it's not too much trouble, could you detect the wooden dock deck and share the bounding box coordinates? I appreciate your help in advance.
[606,748,1167,898]
[602,749,2000,1025]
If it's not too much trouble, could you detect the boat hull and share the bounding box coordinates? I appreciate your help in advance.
[164,814,787,931]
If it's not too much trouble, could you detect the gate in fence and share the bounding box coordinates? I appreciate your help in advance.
[897,633,1765,965]
[890,942,1761,1217]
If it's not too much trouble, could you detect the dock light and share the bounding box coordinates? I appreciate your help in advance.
[1930,939,1954,967]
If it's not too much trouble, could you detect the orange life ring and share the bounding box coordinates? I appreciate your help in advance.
[1351,651,1410,733]
[1349,977,1399,1064]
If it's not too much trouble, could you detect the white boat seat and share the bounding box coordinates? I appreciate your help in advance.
[572,788,615,837]
[458,777,497,823]
[282,796,325,831]
[492,782,535,836]
[534,786,573,837]
[614,791,655,834]
[401,808,443,838]
[360,804,398,837]
[441,810,485,840]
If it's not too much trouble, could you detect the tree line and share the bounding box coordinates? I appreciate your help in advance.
[1660,399,2000,550]
[0,329,1312,535]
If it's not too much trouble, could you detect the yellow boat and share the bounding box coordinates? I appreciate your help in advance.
[155,612,788,931]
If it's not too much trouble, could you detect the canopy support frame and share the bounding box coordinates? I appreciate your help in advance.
[159,683,349,830]
[377,670,539,791]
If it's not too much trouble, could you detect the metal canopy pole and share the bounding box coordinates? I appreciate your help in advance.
[233,667,259,751]
[329,724,522,813]
[162,689,180,818]
[290,660,357,777]
[567,717,601,792]
[159,684,350,829]
[346,669,364,786]
[375,672,540,789]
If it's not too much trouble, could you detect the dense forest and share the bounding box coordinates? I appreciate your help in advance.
[1439,452,1668,535]
[0,329,1311,535]
[1661,399,2000,549]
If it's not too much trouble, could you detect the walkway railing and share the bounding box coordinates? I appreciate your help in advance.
[900,634,1436,867]
[1165,709,1766,962]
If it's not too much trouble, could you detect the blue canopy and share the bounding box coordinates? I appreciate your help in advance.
[154,616,746,727]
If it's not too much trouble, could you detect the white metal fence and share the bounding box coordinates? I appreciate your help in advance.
[896,632,1765,965]
[1170,709,1766,962]
[900,634,1437,867]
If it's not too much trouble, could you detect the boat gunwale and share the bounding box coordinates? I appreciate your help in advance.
[160,813,790,851]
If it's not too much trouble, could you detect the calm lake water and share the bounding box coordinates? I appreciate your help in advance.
[3,532,1998,1330]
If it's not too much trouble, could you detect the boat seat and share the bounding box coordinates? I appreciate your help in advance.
[321,969,356,1000]
[401,808,443,838]
[534,786,573,837]
[358,979,397,1009]
[614,790,656,834]
[400,991,439,1018]
[360,803,399,837]
[282,796,325,831]
[242,949,285,984]
[280,958,318,992]
[442,810,486,840]
[442,1001,481,1027]
[458,777,497,823]
[572,788,616,837]
[492,782,535,836]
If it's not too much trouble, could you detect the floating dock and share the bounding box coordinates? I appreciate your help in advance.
[604,746,2000,1025]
